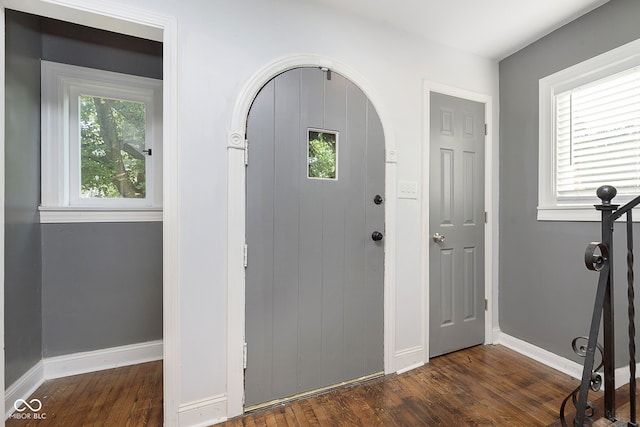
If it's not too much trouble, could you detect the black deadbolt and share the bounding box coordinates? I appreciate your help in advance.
[371,231,384,241]
[374,194,383,205]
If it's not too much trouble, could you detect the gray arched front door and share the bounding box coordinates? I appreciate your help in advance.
[245,67,385,408]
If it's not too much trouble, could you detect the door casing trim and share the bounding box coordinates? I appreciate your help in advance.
[421,81,497,362]
[227,54,397,417]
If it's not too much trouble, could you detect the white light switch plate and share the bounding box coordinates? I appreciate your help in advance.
[398,181,418,199]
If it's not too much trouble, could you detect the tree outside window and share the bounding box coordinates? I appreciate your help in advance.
[80,96,147,199]
[308,130,337,180]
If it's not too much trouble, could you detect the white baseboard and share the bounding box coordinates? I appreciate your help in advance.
[396,360,424,375]
[394,346,425,374]
[4,361,45,420]
[497,332,640,390]
[178,394,227,427]
[44,340,163,379]
[491,326,501,344]
[5,340,163,420]
[497,332,584,380]
[614,363,640,390]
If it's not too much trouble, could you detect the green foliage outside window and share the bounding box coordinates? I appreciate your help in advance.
[80,96,146,198]
[308,130,337,179]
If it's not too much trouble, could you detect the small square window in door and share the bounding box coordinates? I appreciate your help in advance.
[307,129,338,180]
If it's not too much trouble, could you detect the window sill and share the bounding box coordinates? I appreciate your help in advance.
[39,206,162,223]
[537,205,640,222]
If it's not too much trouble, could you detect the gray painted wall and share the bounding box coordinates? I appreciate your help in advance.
[499,0,640,367]
[4,10,163,386]
[41,223,162,357]
[5,11,44,388]
[38,14,164,358]
[41,18,162,80]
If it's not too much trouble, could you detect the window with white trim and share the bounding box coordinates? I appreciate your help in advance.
[40,61,162,223]
[538,39,640,221]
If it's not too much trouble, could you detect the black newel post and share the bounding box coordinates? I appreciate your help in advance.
[562,185,640,426]
[595,185,618,420]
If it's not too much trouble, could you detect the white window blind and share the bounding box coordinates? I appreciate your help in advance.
[555,67,640,202]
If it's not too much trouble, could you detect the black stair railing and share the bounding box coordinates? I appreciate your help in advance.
[560,185,638,427]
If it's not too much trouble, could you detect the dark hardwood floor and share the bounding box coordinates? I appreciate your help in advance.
[6,345,623,426]
[6,360,163,426]
[222,345,590,427]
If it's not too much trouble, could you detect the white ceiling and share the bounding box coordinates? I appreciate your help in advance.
[310,0,610,60]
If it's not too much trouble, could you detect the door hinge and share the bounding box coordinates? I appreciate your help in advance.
[244,139,249,166]
[243,244,248,268]
[484,211,488,224]
[484,124,488,136]
[243,342,248,369]
[485,299,488,311]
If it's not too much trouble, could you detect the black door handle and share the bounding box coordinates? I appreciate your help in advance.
[371,231,384,241]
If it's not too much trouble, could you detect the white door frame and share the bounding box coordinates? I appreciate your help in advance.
[227,55,398,417]
[421,81,497,361]
[0,1,179,424]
